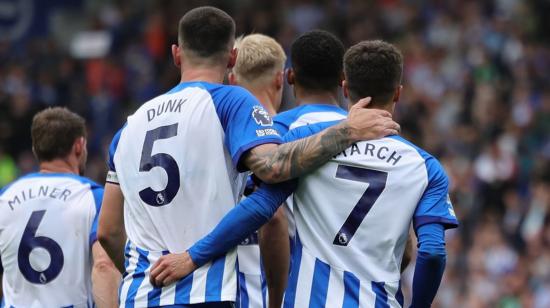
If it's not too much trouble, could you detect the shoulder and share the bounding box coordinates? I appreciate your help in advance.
[387,135,448,181]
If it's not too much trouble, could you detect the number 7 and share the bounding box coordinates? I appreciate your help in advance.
[333,165,388,246]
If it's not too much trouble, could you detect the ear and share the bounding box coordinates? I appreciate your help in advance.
[339,71,345,87]
[275,70,284,90]
[286,68,295,85]
[228,72,237,85]
[73,137,85,157]
[393,85,403,103]
[342,79,349,98]
[227,48,237,69]
[172,44,181,68]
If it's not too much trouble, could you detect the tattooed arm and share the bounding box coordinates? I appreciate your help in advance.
[244,98,400,183]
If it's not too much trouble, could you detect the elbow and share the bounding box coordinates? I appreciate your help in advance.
[93,257,117,275]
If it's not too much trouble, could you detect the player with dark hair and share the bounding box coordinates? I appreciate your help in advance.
[98,6,399,308]
[156,40,458,307]
[0,107,120,307]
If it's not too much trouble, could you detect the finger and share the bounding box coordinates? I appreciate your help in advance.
[150,261,166,279]
[153,270,170,287]
[352,97,371,109]
[163,275,176,287]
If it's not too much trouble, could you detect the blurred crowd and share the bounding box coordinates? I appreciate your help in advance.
[1,0,549,307]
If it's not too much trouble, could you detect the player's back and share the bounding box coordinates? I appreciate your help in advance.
[0,173,101,308]
[110,81,280,306]
[284,130,457,307]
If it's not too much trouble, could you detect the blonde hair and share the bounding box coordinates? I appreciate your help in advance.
[233,34,286,86]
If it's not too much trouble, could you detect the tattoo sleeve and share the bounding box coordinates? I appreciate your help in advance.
[244,122,353,183]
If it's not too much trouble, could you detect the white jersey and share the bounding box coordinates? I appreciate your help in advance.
[235,104,347,308]
[107,81,281,307]
[0,173,103,308]
[281,124,458,308]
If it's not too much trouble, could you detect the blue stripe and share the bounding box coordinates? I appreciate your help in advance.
[342,271,360,308]
[1,297,4,308]
[147,251,170,306]
[371,281,389,308]
[125,247,150,308]
[308,259,330,308]
[174,271,194,303]
[205,255,226,301]
[261,273,267,308]
[283,233,303,308]
[237,272,249,308]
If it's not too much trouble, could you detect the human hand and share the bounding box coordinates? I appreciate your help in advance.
[344,97,400,142]
[149,251,198,287]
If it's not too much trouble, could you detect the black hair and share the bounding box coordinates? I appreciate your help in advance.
[290,30,345,91]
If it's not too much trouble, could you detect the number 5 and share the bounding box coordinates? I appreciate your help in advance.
[139,123,180,207]
[333,165,387,246]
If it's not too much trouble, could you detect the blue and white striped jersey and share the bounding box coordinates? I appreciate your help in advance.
[107,81,281,307]
[281,123,458,308]
[236,103,347,308]
[0,173,102,308]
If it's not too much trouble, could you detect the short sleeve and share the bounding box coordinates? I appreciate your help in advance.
[413,157,459,231]
[273,114,293,136]
[212,86,282,171]
[89,186,104,247]
[106,125,125,184]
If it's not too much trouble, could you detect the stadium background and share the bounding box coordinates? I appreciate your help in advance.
[0,0,549,307]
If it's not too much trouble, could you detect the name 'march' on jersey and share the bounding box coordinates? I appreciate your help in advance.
[281,121,458,308]
[107,81,281,306]
[0,173,102,308]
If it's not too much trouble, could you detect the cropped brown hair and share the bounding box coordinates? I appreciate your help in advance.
[31,107,86,162]
[344,40,403,104]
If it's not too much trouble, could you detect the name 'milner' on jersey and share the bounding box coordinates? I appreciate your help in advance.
[107,81,281,307]
[0,173,103,308]
[281,121,458,308]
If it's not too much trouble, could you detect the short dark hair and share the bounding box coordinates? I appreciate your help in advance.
[290,30,345,91]
[179,6,235,58]
[31,107,86,162]
[344,40,403,104]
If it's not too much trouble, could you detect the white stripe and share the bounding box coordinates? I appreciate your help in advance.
[384,281,401,308]
[244,274,264,308]
[293,250,316,307]
[189,261,211,303]
[159,283,176,306]
[220,249,238,301]
[325,269,345,307]
[358,281,375,307]
[119,242,138,306]
[289,111,346,130]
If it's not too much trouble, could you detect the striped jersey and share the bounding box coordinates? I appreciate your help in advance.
[236,104,347,308]
[0,173,103,308]
[107,81,281,307]
[281,123,459,308]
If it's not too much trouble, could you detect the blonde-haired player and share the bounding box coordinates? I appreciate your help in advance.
[228,33,289,308]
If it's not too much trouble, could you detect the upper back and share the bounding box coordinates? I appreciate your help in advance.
[286,124,457,283]
[0,173,102,307]
[274,104,347,134]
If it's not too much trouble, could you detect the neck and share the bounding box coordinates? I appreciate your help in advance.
[248,86,277,116]
[294,86,340,106]
[351,99,395,115]
[180,65,227,84]
[39,158,79,175]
